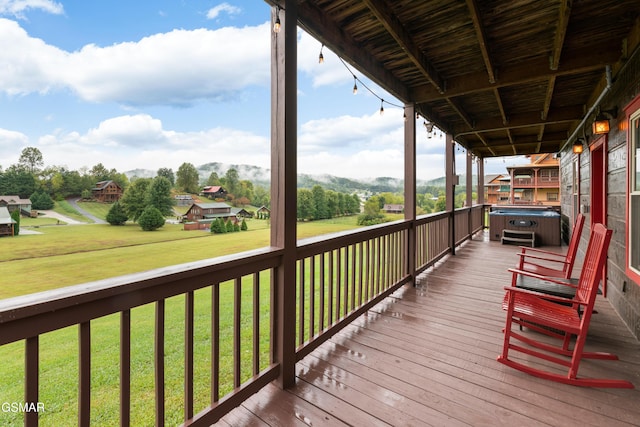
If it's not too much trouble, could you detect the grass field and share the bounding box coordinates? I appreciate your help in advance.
[0,213,369,426]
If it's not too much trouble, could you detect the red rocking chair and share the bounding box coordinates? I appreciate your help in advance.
[512,213,585,284]
[498,223,634,388]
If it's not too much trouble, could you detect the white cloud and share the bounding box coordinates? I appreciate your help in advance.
[206,3,241,20]
[0,0,64,18]
[31,114,270,174]
[0,19,271,106]
[0,127,29,147]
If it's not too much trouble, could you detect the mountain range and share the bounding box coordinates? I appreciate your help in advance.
[126,162,473,194]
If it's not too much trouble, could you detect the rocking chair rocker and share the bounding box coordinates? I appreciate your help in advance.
[498,223,634,388]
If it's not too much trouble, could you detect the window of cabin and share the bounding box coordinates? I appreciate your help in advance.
[629,107,640,279]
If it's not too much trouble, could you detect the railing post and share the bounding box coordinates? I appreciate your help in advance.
[404,103,416,283]
[271,1,297,389]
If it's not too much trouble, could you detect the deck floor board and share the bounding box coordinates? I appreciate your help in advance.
[225,231,640,426]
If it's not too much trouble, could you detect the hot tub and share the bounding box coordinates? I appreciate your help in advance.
[489,207,561,246]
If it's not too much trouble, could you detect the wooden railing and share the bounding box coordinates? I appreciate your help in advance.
[0,205,486,426]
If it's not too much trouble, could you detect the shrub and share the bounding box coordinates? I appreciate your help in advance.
[225,220,234,233]
[138,206,166,231]
[10,209,20,235]
[240,219,247,231]
[106,201,128,225]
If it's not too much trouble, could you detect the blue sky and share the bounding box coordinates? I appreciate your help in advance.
[0,0,515,181]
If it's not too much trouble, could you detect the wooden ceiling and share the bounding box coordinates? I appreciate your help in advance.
[267,0,640,158]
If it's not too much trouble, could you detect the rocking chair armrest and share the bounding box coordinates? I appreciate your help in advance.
[507,268,578,289]
[516,252,570,265]
[502,285,579,305]
[517,246,566,258]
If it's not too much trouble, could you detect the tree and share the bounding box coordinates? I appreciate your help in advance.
[106,201,128,225]
[0,166,38,198]
[138,206,165,231]
[156,168,175,186]
[176,163,200,193]
[297,189,315,220]
[120,178,152,222]
[224,168,240,198]
[10,209,20,235]
[357,196,386,226]
[240,219,248,231]
[311,185,328,220]
[206,172,221,186]
[18,147,44,174]
[30,190,54,210]
[146,176,174,216]
[89,163,111,181]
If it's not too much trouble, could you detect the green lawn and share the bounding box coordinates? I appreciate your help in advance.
[0,214,366,426]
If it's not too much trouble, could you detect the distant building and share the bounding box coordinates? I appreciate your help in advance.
[92,180,123,203]
[383,204,404,214]
[0,195,32,215]
[484,174,509,205]
[200,186,227,200]
[174,195,194,206]
[184,202,236,222]
[0,206,16,236]
[506,154,560,206]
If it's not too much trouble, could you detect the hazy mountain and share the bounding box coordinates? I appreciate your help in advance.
[125,162,472,193]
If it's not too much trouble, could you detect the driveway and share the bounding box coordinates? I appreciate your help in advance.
[66,197,107,224]
[38,209,86,225]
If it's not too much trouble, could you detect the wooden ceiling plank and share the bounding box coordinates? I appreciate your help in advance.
[362,0,445,93]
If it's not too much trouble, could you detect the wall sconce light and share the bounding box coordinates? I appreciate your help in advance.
[572,138,584,154]
[591,108,617,135]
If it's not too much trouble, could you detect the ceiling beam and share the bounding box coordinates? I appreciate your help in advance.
[550,0,573,70]
[453,106,582,135]
[362,0,445,93]
[411,48,618,102]
[466,0,495,83]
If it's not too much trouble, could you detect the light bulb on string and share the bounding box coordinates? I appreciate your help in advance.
[379,99,384,115]
[319,44,324,64]
[273,7,281,33]
[352,76,358,94]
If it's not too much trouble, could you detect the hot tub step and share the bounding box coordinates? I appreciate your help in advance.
[501,229,535,247]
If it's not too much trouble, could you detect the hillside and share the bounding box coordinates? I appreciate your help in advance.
[126,162,476,194]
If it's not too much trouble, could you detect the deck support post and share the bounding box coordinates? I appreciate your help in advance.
[466,150,473,239]
[404,103,416,284]
[445,133,456,254]
[477,156,486,227]
[270,0,297,389]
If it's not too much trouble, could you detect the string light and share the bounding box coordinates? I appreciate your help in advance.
[319,44,324,63]
[273,6,281,33]
[424,121,434,138]
[334,55,403,115]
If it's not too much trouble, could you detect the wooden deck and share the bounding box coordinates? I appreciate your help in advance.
[218,230,640,427]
